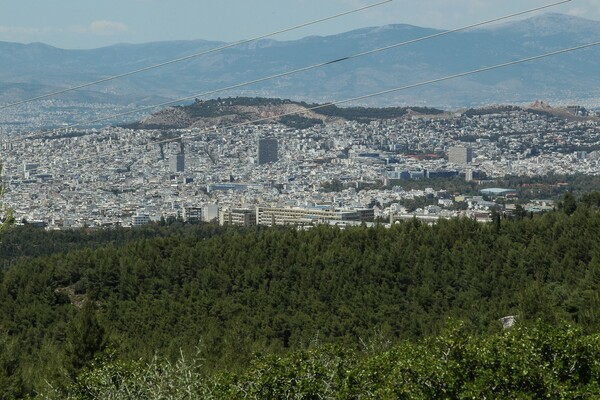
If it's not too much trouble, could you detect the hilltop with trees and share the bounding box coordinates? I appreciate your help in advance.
[124,96,445,130]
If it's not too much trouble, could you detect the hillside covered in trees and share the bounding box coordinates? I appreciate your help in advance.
[1,193,600,397]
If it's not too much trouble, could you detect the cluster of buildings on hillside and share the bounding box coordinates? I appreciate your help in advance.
[1,107,598,229]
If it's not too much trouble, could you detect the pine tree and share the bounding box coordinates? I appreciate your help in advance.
[559,192,578,215]
[66,297,105,373]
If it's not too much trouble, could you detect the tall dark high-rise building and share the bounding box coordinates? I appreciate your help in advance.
[258,137,278,165]
[170,152,185,173]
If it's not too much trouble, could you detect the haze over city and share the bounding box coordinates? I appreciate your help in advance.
[2,0,599,48]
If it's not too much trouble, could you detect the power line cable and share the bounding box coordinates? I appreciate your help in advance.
[7,0,572,144]
[0,0,392,112]
[68,40,599,164]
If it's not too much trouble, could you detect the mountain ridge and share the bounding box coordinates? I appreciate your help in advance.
[1,13,599,108]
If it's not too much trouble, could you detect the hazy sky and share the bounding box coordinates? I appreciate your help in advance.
[2,0,599,49]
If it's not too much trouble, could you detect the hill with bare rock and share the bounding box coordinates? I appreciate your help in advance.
[123,96,600,130]
[528,101,599,121]
[124,97,445,130]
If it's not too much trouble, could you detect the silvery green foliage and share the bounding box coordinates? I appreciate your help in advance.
[41,323,600,399]
[41,351,216,400]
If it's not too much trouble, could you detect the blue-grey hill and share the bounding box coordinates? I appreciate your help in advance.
[0,13,598,108]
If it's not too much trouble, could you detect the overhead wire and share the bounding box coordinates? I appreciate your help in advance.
[0,0,392,112]
[6,0,572,144]
[67,40,600,165]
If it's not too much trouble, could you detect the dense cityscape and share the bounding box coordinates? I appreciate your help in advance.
[2,101,599,228]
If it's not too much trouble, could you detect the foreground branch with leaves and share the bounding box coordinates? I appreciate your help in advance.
[44,323,600,399]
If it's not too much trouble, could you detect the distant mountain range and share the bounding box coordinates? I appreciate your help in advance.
[1,13,599,108]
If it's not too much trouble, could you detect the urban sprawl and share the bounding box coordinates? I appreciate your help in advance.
[2,104,599,229]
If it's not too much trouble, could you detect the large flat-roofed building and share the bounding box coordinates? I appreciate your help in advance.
[219,208,256,227]
[258,137,278,165]
[448,146,473,165]
[132,213,150,227]
[183,206,203,223]
[217,206,375,227]
[256,206,374,226]
[207,183,263,193]
[480,188,517,197]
